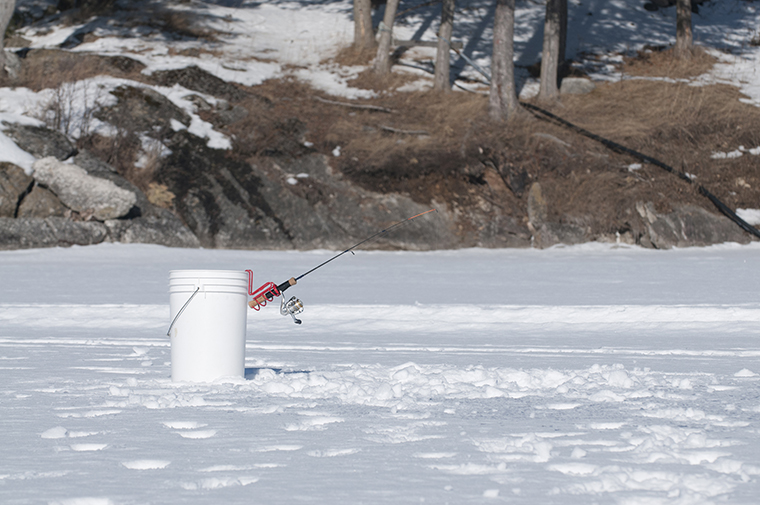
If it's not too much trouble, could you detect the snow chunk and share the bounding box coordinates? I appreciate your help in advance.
[122,460,170,470]
[70,443,108,452]
[734,368,757,377]
[177,430,217,439]
[41,426,68,439]
[49,499,116,505]
[711,150,743,159]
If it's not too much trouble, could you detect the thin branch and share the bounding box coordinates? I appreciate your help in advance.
[380,125,430,135]
[313,96,396,113]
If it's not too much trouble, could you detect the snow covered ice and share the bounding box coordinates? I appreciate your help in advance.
[2,0,760,502]
[2,242,760,504]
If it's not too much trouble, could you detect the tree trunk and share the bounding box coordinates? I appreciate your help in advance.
[433,0,455,92]
[0,0,15,77]
[353,0,375,51]
[538,0,562,102]
[674,0,693,59]
[373,0,400,75]
[488,0,519,121]
[558,0,567,72]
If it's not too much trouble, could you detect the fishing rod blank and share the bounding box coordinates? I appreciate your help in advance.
[248,209,437,320]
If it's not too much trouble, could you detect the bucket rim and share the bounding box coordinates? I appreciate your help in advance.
[170,269,249,277]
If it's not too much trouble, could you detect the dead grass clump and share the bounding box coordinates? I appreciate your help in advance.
[558,80,756,150]
[622,45,716,79]
[345,67,424,93]
[332,46,378,67]
[146,182,175,208]
[17,49,146,91]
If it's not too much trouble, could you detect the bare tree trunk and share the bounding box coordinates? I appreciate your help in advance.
[489,0,519,121]
[0,0,15,77]
[674,0,693,59]
[433,0,455,92]
[538,0,561,102]
[353,0,375,51]
[373,0,400,75]
[558,0,567,72]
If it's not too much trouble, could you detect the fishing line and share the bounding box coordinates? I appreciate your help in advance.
[248,209,438,323]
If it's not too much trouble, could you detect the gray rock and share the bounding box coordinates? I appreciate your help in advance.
[32,157,137,220]
[636,201,750,249]
[98,85,191,135]
[560,77,596,95]
[157,131,456,250]
[533,221,589,248]
[0,0,12,78]
[3,50,22,80]
[104,211,201,248]
[70,149,118,175]
[216,103,249,125]
[1,123,78,160]
[150,65,250,103]
[71,149,151,217]
[17,185,68,218]
[157,130,290,248]
[0,217,108,250]
[527,182,548,230]
[0,162,33,217]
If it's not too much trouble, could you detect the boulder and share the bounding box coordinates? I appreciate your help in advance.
[3,50,22,80]
[97,85,191,135]
[157,130,290,248]
[150,65,250,103]
[527,182,548,230]
[17,185,68,218]
[70,150,199,244]
[533,221,589,248]
[104,211,201,248]
[157,131,457,250]
[0,217,108,250]
[0,162,33,217]
[1,123,78,160]
[71,149,148,217]
[560,77,596,95]
[32,157,137,220]
[636,201,750,249]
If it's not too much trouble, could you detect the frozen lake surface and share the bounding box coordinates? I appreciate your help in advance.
[2,242,760,504]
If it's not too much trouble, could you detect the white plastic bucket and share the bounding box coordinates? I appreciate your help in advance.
[168,270,249,382]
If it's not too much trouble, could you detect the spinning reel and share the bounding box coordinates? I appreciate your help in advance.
[247,275,304,324]
[280,296,304,324]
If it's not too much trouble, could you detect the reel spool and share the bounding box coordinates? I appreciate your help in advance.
[280,296,304,324]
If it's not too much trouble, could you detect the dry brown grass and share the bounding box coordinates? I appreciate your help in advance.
[16,49,147,91]
[558,79,760,158]
[331,46,378,67]
[622,46,717,79]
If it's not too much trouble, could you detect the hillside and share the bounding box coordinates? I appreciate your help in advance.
[1,0,760,250]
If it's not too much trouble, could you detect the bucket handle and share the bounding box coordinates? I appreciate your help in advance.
[166,287,200,336]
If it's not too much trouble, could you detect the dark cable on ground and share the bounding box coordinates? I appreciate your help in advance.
[450,46,759,239]
[520,102,760,239]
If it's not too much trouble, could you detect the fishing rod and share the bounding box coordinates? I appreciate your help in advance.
[247,208,437,324]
